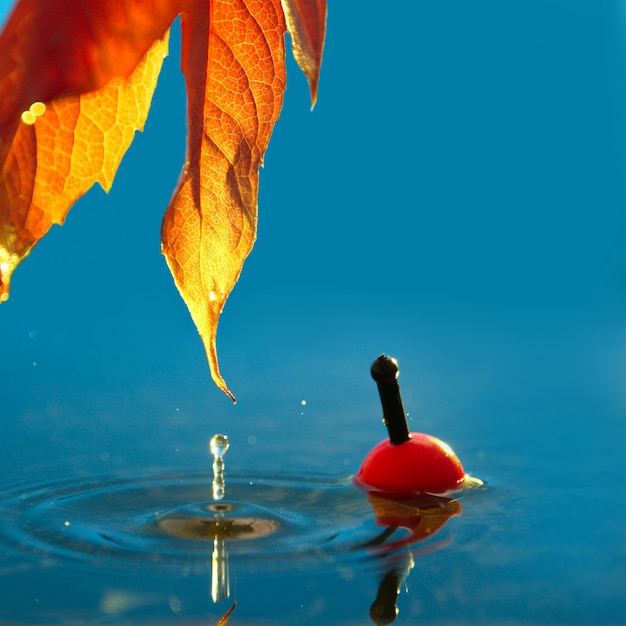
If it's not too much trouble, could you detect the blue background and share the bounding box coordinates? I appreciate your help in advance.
[1,2,626,624]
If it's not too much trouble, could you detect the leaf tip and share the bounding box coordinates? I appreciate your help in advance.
[223,385,237,404]
[0,253,18,303]
[207,335,237,404]
[0,276,9,303]
[282,0,326,111]
[308,82,319,111]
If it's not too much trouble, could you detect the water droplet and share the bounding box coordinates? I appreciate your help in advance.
[210,434,229,501]
[210,434,229,460]
[168,595,182,613]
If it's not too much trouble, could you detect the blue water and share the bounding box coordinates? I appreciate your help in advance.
[2,1,626,623]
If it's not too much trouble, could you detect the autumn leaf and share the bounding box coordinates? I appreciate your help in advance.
[0,0,327,400]
[281,0,326,106]
[0,0,179,300]
[0,36,169,294]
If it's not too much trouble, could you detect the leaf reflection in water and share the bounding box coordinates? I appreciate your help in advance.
[216,601,236,625]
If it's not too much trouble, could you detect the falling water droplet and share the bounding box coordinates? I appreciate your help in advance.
[210,434,230,460]
[210,434,229,501]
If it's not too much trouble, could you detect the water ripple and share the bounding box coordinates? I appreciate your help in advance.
[0,470,400,577]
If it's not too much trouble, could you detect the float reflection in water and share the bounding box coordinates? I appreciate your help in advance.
[361,493,462,625]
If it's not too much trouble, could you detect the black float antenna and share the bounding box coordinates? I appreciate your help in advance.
[370,355,411,445]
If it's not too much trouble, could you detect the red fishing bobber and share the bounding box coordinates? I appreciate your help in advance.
[355,355,483,498]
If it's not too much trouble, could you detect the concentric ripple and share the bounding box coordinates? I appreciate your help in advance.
[0,470,407,577]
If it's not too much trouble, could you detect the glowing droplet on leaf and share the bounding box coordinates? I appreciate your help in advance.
[30,102,46,116]
[21,111,36,124]
[21,101,47,125]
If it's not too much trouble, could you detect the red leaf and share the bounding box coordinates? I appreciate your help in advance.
[0,0,181,130]
[282,0,327,105]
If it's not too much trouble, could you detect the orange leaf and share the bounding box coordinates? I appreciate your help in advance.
[0,33,169,300]
[162,0,326,400]
[0,0,181,125]
[161,0,289,402]
[0,0,181,300]
[1,0,327,399]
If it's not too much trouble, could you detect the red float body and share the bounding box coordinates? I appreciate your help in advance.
[355,432,466,498]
